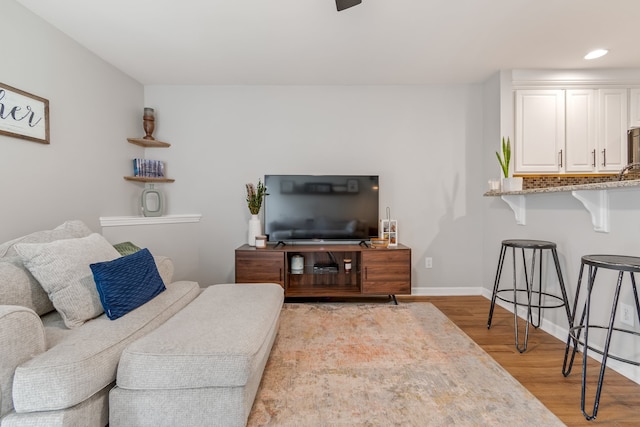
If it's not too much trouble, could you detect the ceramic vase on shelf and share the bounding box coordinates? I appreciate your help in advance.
[248,214,262,246]
[143,107,155,140]
[501,177,523,192]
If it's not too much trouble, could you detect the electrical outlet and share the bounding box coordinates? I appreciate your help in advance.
[425,257,433,269]
[620,303,635,327]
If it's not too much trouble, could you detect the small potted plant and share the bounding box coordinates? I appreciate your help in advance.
[245,179,266,246]
[496,137,522,192]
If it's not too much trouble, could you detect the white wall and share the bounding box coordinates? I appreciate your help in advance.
[0,0,143,241]
[144,85,486,289]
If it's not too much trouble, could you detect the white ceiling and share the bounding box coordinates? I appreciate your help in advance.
[15,0,640,85]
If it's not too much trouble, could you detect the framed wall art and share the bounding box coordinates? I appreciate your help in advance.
[0,82,50,144]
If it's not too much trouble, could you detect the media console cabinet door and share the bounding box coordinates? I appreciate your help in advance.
[361,249,411,295]
[235,250,285,286]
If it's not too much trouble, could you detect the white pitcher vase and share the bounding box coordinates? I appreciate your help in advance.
[248,214,262,246]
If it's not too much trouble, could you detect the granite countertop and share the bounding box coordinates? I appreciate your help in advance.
[484,179,640,197]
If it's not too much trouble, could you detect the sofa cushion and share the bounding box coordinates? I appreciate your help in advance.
[0,220,93,316]
[113,241,142,256]
[15,233,121,328]
[0,220,93,258]
[117,283,284,390]
[0,257,55,315]
[91,248,166,320]
[11,280,201,413]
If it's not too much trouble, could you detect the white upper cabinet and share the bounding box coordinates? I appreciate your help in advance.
[629,88,640,128]
[515,90,565,173]
[565,89,596,172]
[597,88,628,172]
[514,88,628,174]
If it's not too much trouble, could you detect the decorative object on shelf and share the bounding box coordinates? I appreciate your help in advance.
[0,82,50,144]
[496,136,523,191]
[343,258,352,273]
[143,107,155,140]
[133,158,165,178]
[245,179,266,246]
[502,177,523,192]
[247,215,261,247]
[291,255,304,274]
[255,235,267,249]
[379,207,398,246]
[140,183,164,217]
[370,237,390,249]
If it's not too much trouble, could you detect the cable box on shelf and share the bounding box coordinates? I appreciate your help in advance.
[313,263,339,273]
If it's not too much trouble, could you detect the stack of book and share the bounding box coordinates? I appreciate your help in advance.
[133,159,165,178]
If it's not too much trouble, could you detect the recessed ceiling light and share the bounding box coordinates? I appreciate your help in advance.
[584,49,609,60]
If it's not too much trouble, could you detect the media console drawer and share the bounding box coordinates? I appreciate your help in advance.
[234,244,411,298]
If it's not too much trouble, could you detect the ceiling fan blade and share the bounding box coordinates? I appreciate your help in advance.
[336,0,362,11]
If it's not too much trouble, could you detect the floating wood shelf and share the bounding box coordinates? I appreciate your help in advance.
[124,176,175,183]
[126,138,171,148]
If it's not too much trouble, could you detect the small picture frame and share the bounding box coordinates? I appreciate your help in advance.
[347,179,359,193]
[379,219,398,246]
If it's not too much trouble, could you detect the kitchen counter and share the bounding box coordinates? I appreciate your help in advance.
[483,178,640,197]
[484,179,640,232]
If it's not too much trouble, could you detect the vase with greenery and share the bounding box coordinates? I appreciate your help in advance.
[245,180,266,246]
[495,137,522,191]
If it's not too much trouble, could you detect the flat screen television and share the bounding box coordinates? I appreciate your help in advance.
[264,175,379,243]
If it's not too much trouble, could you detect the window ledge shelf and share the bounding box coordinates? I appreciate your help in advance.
[100,214,202,227]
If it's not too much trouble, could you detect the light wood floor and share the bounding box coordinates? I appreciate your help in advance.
[411,295,640,426]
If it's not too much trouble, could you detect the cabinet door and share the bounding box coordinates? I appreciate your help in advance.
[565,90,596,172]
[515,90,565,173]
[235,250,285,286]
[597,89,628,171]
[361,249,411,295]
[629,88,640,128]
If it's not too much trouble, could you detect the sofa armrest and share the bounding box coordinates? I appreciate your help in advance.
[153,256,174,285]
[0,305,46,418]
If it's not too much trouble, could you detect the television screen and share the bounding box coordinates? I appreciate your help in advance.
[264,175,379,243]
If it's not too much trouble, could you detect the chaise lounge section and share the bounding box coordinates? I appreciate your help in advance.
[109,283,284,427]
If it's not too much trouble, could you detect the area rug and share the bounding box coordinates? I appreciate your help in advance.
[247,302,565,426]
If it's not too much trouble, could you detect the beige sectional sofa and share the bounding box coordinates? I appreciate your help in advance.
[0,220,284,427]
[0,221,201,426]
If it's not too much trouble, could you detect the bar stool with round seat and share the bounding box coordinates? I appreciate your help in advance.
[487,239,572,353]
[562,254,640,421]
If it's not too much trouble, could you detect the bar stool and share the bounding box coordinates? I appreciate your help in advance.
[487,239,572,353]
[562,255,640,421]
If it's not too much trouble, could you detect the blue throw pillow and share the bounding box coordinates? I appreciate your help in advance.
[90,248,166,320]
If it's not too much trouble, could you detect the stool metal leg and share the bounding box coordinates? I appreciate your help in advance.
[514,247,532,353]
[580,267,624,420]
[552,247,573,333]
[563,262,591,377]
[487,244,507,328]
[530,248,542,329]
